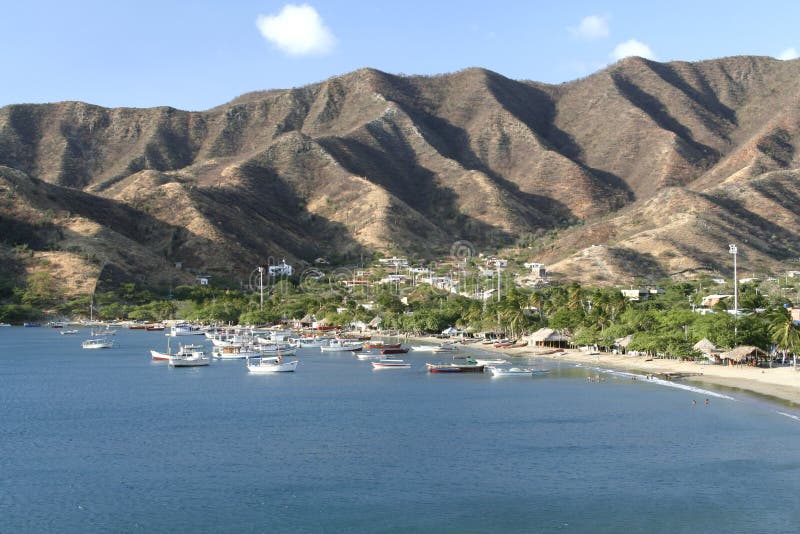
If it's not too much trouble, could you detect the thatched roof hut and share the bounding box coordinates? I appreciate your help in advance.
[719,345,768,363]
[692,338,717,354]
[615,335,633,348]
[527,328,571,348]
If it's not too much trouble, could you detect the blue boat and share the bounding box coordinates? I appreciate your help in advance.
[23,322,41,328]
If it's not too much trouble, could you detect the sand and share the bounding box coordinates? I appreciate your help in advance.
[403,335,800,407]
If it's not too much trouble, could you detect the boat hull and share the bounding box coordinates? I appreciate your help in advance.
[247,360,299,373]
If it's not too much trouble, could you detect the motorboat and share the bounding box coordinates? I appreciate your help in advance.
[246,356,298,373]
[474,358,508,366]
[371,358,411,369]
[320,339,363,352]
[432,343,459,354]
[0,322,11,327]
[59,329,79,335]
[356,352,382,360]
[257,344,297,357]
[363,342,402,350]
[169,348,211,367]
[487,366,550,377]
[170,323,205,337]
[426,362,484,373]
[82,337,114,349]
[380,347,409,355]
[213,344,264,360]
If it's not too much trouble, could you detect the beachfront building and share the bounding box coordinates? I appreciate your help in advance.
[718,346,769,366]
[527,328,571,349]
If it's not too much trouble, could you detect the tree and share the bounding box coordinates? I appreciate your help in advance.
[767,307,800,367]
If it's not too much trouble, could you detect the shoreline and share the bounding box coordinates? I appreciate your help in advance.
[398,334,800,407]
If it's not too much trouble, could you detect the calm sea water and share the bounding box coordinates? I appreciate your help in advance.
[1,328,799,533]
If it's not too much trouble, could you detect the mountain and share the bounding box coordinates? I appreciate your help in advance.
[3,55,800,292]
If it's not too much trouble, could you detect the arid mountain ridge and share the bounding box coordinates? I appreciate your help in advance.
[2,55,800,293]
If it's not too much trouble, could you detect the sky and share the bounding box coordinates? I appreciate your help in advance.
[2,0,799,111]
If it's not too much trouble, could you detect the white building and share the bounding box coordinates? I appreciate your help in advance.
[523,262,547,278]
[268,260,293,277]
[378,257,408,268]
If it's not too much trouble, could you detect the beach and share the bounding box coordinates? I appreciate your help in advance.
[405,335,800,406]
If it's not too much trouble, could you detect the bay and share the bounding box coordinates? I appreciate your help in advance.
[1,327,799,533]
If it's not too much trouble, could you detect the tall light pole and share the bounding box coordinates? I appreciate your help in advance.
[729,244,738,344]
[257,266,265,310]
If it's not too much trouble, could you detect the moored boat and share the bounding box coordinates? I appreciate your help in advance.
[426,362,484,373]
[319,339,363,352]
[246,356,298,373]
[59,329,80,335]
[372,358,412,369]
[82,337,114,349]
[487,366,550,377]
[380,347,409,355]
[363,342,402,350]
[169,348,211,367]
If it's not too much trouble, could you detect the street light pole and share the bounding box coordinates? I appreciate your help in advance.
[257,266,265,311]
[729,244,738,344]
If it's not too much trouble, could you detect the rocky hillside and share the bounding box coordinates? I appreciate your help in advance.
[3,55,800,291]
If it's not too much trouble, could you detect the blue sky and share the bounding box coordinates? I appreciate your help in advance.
[2,1,799,110]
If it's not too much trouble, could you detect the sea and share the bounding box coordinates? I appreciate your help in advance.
[1,327,799,533]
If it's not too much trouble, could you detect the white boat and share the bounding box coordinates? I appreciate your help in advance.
[356,352,382,360]
[169,349,211,367]
[246,356,298,373]
[170,323,206,337]
[433,343,459,354]
[371,358,411,369]
[59,329,79,335]
[82,337,114,349]
[257,344,297,357]
[320,339,363,352]
[212,343,266,359]
[474,358,508,366]
[487,366,550,377]
[0,322,11,327]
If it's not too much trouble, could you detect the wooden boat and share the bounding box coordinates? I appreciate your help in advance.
[380,347,409,355]
[169,349,211,367]
[426,362,484,373]
[364,342,402,350]
[487,366,549,377]
[372,358,411,369]
[246,356,298,373]
[145,324,165,331]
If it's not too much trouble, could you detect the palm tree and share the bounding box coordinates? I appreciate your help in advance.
[767,307,800,367]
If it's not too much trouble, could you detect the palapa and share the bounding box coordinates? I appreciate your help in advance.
[719,345,767,362]
[692,338,717,354]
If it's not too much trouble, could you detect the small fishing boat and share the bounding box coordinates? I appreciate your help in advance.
[487,366,550,377]
[246,356,298,373]
[23,322,41,327]
[474,358,507,366]
[320,339,363,352]
[380,347,409,355]
[356,352,382,360]
[432,343,459,354]
[82,337,114,349]
[0,322,11,327]
[426,362,484,373]
[169,348,211,367]
[363,342,402,350]
[371,358,411,369]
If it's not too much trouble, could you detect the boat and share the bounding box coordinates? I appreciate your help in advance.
[213,344,264,360]
[474,358,507,366]
[363,342,402,350]
[245,356,298,373]
[487,366,550,377]
[23,322,41,327]
[82,337,114,349]
[356,351,382,360]
[380,347,409,355]
[169,348,211,367]
[170,323,205,337]
[59,329,79,335]
[432,343,459,354]
[426,362,484,373]
[0,322,11,327]
[319,339,363,352]
[371,358,412,369]
[47,321,65,328]
[145,323,165,331]
[257,344,297,357]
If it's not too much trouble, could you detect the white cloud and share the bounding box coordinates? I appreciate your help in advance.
[256,4,336,56]
[569,15,610,40]
[611,39,656,61]
[777,47,798,60]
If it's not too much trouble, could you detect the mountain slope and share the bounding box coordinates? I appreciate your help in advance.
[2,56,800,291]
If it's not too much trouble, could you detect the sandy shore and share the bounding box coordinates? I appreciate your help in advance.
[401,335,800,406]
